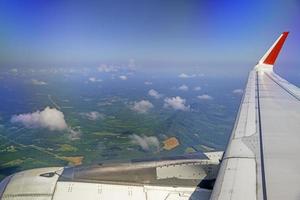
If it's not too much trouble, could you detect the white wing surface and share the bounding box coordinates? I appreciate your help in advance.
[210,32,300,200]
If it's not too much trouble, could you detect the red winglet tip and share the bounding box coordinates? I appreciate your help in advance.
[263,32,289,65]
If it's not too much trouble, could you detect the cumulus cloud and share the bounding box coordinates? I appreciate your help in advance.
[31,79,47,85]
[164,96,190,111]
[148,89,162,99]
[10,68,18,73]
[178,84,189,91]
[129,134,160,151]
[128,58,136,69]
[131,100,154,113]
[88,77,102,82]
[194,86,201,91]
[232,89,243,95]
[11,107,68,131]
[197,94,213,100]
[119,75,128,80]
[97,64,118,72]
[80,111,104,120]
[178,73,196,78]
[68,127,81,140]
[144,81,153,85]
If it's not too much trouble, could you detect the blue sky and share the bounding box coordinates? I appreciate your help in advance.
[0,0,299,72]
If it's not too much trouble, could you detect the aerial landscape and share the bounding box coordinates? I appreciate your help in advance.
[0,65,245,180]
[0,0,300,186]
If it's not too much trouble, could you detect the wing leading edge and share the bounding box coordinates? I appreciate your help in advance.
[210,32,300,200]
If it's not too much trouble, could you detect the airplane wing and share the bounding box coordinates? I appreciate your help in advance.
[210,32,300,200]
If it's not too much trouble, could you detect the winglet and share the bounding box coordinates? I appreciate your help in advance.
[258,32,289,66]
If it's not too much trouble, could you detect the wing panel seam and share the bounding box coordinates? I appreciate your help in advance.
[256,72,268,200]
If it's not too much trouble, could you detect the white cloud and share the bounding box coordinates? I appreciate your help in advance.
[178,73,196,78]
[194,86,201,91]
[68,127,81,140]
[11,107,68,131]
[131,100,154,113]
[31,79,47,85]
[97,64,118,72]
[144,81,153,85]
[148,89,162,99]
[128,58,136,69]
[80,111,104,120]
[11,68,18,73]
[89,77,102,82]
[232,89,243,95]
[164,96,190,111]
[178,84,189,91]
[129,134,159,151]
[197,94,213,100]
[119,75,128,80]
